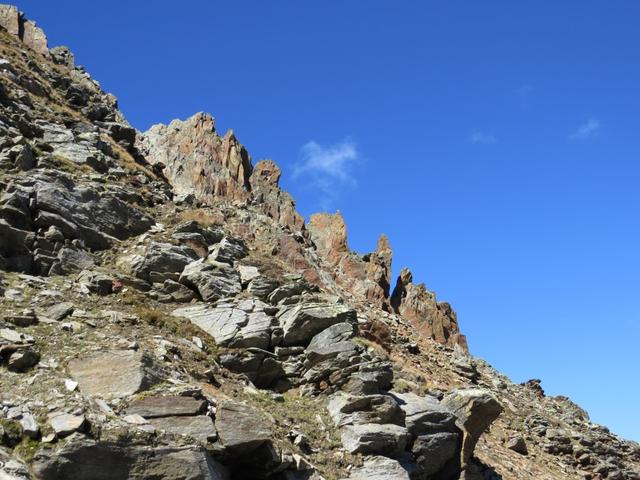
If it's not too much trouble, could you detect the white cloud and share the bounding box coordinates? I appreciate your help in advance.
[469,131,497,145]
[293,138,360,210]
[570,118,600,140]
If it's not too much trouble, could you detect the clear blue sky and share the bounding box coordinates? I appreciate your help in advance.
[15,1,640,441]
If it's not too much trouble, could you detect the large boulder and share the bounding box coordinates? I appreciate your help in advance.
[441,388,503,469]
[327,394,404,427]
[412,432,460,477]
[344,456,410,480]
[390,392,457,435]
[340,423,409,457]
[214,401,272,455]
[129,242,198,282]
[30,434,226,480]
[179,260,242,301]
[68,350,162,399]
[173,303,274,350]
[277,303,356,346]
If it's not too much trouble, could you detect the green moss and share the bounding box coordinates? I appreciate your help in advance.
[13,437,40,462]
[0,419,23,447]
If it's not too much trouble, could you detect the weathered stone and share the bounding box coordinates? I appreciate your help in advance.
[340,423,409,457]
[77,270,114,295]
[49,247,96,275]
[441,388,503,469]
[19,412,39,439]
[327,393,404,427]
[345,455,410,480]
[49,413,85,437]
[149,416,217,443]
[278,303,356,346]
[412,432,459,477]
[390,391,457,435]
[31,433,226,480]
[68,350,162,399]
[173,304,273,349]
[506,436,528,455]
[215,401,272,455]
[179,260,242,301]
[130,242,198,282]
[45,302,74,321]
[7,349,40,371]
[247,275,280,300]
[208,237,247,265]
[127,396,206,418]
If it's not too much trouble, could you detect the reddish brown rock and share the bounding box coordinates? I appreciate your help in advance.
[0,5,48,55]
[141,113,252,204]
[391,267,468,351]
[251,160,304,230]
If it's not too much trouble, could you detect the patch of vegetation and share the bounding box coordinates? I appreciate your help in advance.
[13,436,40,462]
[175,208,222,228]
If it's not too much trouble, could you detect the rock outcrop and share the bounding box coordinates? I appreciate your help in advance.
[1,6,639,480]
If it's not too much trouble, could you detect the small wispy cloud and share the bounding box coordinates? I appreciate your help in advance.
[569,118,600,140]
[469,131,497,145]
[294,138,360,209]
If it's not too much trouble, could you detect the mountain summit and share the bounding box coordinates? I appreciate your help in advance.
[0,5,638,480]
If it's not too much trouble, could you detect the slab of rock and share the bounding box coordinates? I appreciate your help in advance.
[278,303,356,346]
[247,275,279,299]
[45,302,74,321]
[442,388,503,469]
[149,416,217,443]
[506,436,528,455]
[179,260,242,301]
[173,304,273,349]
[345,455,410,480]
[327,394,404,427]
[30,433,227,480]
[77,270,114,295]
[412,431,459,477]
[130,242,198,282]
[68,350,162,399]
[127,396,206,418]
[8,350,40,372]
[209,237,247,265]
[215,401,272,455]
[390,391,457,435]
[49,247,96,275]
[340,423,409,457]
[49,413,85,437]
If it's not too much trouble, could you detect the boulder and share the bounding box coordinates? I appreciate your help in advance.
[149,416,217,443]
[278,303,356,346]
[68,350,162,399]
[30,434,227,480]
[127,396,206,418]
[49,247,96,275]
[441,388,503,469]
[179,260,242,301]
[345,456,410,480]
[390,392,457,435]
[214,401,272,455]
[340,423,409,457]
[77,270,114,295]
[48,413,85,437]
[7,349,40,372]
[130,242,198,282]
[173,304,273,350]
[247,275,279,299]
[208,237,248,265]
[412,432,460,477]
[327,393,404,427]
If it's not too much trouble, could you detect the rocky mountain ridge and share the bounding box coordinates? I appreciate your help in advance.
[0,5,638,480]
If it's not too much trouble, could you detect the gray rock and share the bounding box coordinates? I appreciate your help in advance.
[158,279,196,303]
[49,413,85,437]
[218,349,285,388]
[8,349,40,371]
[19,412,39,439]
[127,396,206,418]
[327,393,404,427]
[45,302,74,321]
[340,423,409,457]
[247,275,279,299]
[173,304,274,350]
[149,416,217,443]
[49,247,96,275]
[390,391,457,435]
[278,303,356,346]
[506,436,528,455]
[30,433,227,480]
[130,242,198,282]
[215,401,272,455]
[68,350,162,399]
[345,456,410,480]
[412,432,459,476]
[208,237,247,265]
[441,388,503,469]
[267,281,316,305]
[77,270,114,295]
[180,260,242,301]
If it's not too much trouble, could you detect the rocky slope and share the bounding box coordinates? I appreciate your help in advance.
[0,5,638,480]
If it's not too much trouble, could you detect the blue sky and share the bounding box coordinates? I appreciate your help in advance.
[15,1,640,441]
